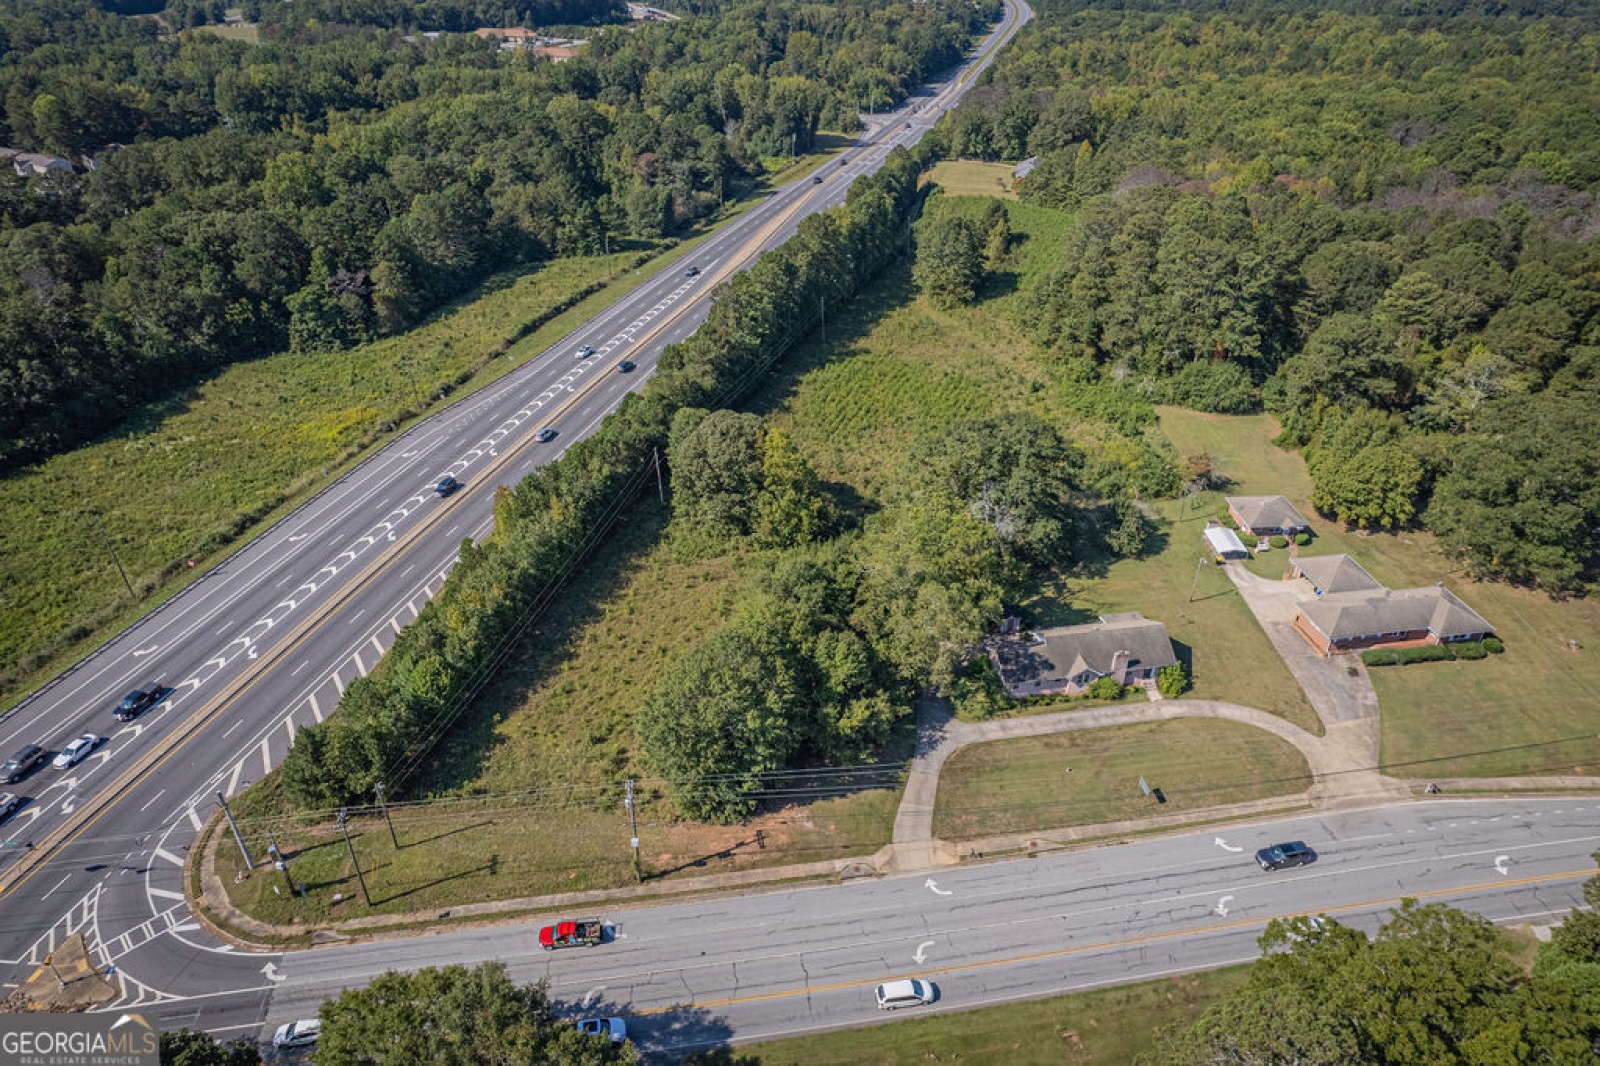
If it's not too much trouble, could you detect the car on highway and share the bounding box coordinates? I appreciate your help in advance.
[1,744,47,784]
[617,361,635,373]
[685,265,700,277]
[112,686,161,722]
[53,734,104,770]
[433,475,461,497]
[575,345,595,358]
[575,1017,627,1044]
[271,1019,320,1049]
[812,174,824,184]
[534,427,557,443]
[1256,840,1317,871]
[0,793,23,823]
[875,978,936,1010]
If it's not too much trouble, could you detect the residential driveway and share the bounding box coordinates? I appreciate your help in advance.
[1223,564,1379,729]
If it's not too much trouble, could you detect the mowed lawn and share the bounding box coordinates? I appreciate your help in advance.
[706,967,1250,1065]
[933,719,1311,840]
[1158,408,1600,779]
[924,159,1019,199]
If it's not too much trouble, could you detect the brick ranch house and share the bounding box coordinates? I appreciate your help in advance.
[1289,555,1494,655]
[988,613,1178,698]
[1227,495,1311,539]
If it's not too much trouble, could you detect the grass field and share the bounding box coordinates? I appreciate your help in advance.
[699,967,1249,1065]
[1156,407,1600,779]
[933,719,1311,840]
[924,159,1019,199]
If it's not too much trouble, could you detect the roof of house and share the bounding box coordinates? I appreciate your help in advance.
[990,614,1177,689]
[1297,585,1492,643]
[1293,554,1382,595]
[1204,525,1249,555]
[1014,156,1041,180]
[1227,495,1310,530]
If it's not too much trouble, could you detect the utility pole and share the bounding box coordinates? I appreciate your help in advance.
[1188,555,1206,603]
[653,447,665,505]
[216,791,252,870]
[265,825,295,898]
[337,807,373,907]
[89,510,136,599]
[375,782,399,851]
[625,779,641,883]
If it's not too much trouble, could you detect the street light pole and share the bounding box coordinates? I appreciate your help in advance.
[88,510,135,599]
[625,779,641,883]
[375,782,399,851]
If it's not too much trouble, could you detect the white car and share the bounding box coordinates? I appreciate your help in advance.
[53,734,103,770]
[576,1017,627,1044]
[575,345,595,358]
[271,1019,320,1049]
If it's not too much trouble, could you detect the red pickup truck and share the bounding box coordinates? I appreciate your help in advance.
[539,918,604,950]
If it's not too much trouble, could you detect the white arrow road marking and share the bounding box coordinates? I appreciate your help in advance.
[925,879,953,897]
[1494,855,1511,876]
[288,533,307,542]
[60,795,77,815]
[582,986,604,1008]
[246,645,259,661]
[131,644,159,658]
[1215,837,1242,853]
[1215,895,1234,916]
[262,963,286,983]
[913,940,935,964]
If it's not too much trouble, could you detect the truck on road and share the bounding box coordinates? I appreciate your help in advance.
[539,918,604,950]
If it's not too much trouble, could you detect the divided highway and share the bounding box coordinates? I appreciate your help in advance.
[0,0,1032,1040]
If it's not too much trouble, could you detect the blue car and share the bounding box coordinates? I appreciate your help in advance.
[1256,840,1317,871]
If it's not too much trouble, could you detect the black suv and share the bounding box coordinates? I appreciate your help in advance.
[113,686,161,722]
[1256,840,1317,871]
[1,744,47,784]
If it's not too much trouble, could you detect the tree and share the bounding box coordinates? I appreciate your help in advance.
[1156,663,1187,698]
[914,214,983,308]
[159,1030,260,1066]
[667,410,764,551]
[753,427,832,549]
[316,962,631,1066]
[980,198,1011,270]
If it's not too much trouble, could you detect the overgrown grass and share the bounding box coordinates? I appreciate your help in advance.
[699,967,1249,1065]
[933,719,1312,840]
[1156,407,1600,779]
[924,159,1019,199]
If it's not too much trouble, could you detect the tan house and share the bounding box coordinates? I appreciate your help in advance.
[1292,580,1493,656]
[989,613,1178,698]
[1227,495,1310,538]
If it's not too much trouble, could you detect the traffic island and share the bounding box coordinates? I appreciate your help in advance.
[4,933,119,1012]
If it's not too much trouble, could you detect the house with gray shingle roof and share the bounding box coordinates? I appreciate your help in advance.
[989,613,1177,698]
[1292,554,1381,596]
[1,147,72,177]
[1227,495,1310,538]
[1292,585,1493,656]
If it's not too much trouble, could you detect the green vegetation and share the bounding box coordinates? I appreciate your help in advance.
[933,719,1312,841]
[924,159,1018,200]
[711,967,1251,1065]
[953,0,1600,592]
[0,0,997,469]
[315,961,633,1066]
[158,1029,259,1066]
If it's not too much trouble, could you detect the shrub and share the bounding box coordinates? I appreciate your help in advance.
[1086,676,1125,700]
[1270,534,1288,549]
[1157,662,1188,697]
[1294,531,1311,546]
[1397,644,1455,664]
[1482,636,1505,653]
[1361,649,1399,667]
[1159,359,1258,414]
[950,655,1011,721]
[1452,641,1488,660]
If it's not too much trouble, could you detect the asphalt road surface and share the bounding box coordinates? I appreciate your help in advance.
[0,0,1032,1040]
[257,798,1596,1056]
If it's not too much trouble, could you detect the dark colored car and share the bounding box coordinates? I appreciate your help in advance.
[113,687,161,722]
[812,175,824,184]
[534,428,557,442]
[434,475,461,497]
[1256,840,1317,871]
[685,265,700,277]
[0,792,22,822]
[1,744,47,784]
[616,361,636,373]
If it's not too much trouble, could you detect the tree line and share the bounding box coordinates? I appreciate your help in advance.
[278,141,934,811]
[0,0,995,470]
[935,0,1600,591]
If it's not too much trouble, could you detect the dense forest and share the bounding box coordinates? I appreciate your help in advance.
[939,0,1600,592]
[0,0,995,469]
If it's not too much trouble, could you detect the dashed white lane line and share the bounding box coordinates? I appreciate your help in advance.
[138,789,167,813]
